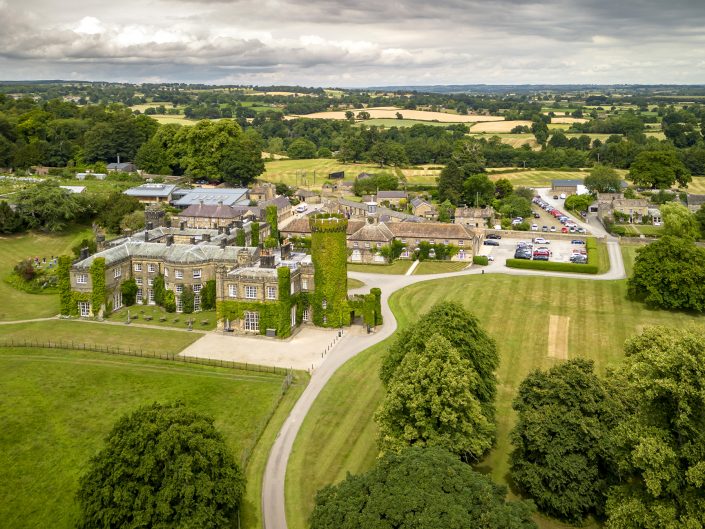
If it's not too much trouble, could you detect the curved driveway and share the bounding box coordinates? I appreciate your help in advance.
[262,242,626,529]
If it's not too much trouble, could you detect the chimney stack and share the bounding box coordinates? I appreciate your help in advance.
[203,233,211,242]
[144,231,149,242]
[165,218,171,228]
[220,239,227,249]
[260,254,276,269]
[166,235,174,246]
[179,221,186,231]
[225,227,231,235]
[190,236,196,245]
[146,221,153,231]
[79,247,89,260]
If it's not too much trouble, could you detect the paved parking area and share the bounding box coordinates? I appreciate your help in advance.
[478,236,586,266]
[179,325,365,371]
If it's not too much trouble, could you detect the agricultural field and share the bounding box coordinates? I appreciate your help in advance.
[487,170,588,188]
[0,346,293,529]
[285,274,705,529]
[356,118,466,128]
[287,107,504,123]
[400,165,441,185]
[0,227,93,321]
[261,158,390,189]
[686,176,705,192]
[469,120,531,133]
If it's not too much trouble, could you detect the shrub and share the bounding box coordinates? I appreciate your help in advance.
[120,278,138,306]
[164,290,176,313]
[473,255,489,266]
[14,259,36,281]
[181,286,195,314]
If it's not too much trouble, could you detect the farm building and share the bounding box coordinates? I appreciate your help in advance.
[551,179,584,195]
[411,198,437,220]
[107,162,137,173]
[123,183,178,203]
[454,206,494,228]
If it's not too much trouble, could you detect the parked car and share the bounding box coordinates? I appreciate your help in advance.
[561,227,569,233]
[531,224,538,231]
[484,240,500,246]
[542,225,549,232]
[571,239,586,245]
[487,234,502,240]
[533,237,549,244]
[577,227,587,234]
[553,195,559,199]
[570,255,588,264]
[514,250,532,260]
[295,204,307,213]
[550,226,556,232]
[487,255,495,261]
[533,212,541,219]
[559,193,567,199]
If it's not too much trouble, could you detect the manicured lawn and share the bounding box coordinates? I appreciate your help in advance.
[413,260,469,274]
[105,305,218,330]
[347,278,365,290]
[0,346,289,529]
[261,158,391,190]
[619,224,664,237]
[285,274,705,529]
[620,242,648,278]
[595,239,611,274]
[0,227,93,321]
[347,260,412,275]
[0,319,200,354]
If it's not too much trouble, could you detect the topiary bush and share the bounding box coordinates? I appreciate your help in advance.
[473,255,489,266]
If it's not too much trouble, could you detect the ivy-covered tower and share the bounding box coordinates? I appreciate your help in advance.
[310,213,349,327]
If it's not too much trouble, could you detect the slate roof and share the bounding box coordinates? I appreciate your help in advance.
[172,187,249,207]
[280,217,366,235]
[385,222,475,240]
[552,179,584,187]
[454,206,493,218]
[180,203,241,219]
[348,223,394,242]
[411,198,432,208]
[73,242,258,269]
[377,190,408,200]
[687,194,705,207]
[123,184,177,198]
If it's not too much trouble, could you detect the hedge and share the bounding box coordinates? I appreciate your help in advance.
[473,255,489,266]
[506,259,598,274]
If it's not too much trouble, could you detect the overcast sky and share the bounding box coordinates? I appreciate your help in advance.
[1,0,704,86]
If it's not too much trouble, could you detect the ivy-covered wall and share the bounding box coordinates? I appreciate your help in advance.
[310,214,349,327]
[349,287,383,327]
[266,205,279,241]
[89,258,106,315]
[216,266,295,338]
[251,222,260,247]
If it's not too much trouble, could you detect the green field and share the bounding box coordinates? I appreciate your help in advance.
[0,319,200,353]
[488,170,587,188]
[347,278,365,289]
[0,346,290,529]
[619,224,664,237]
[285,274,705,529]
[357,118,464,128]
[413,260,469,274]
[0,227,93,321]
[686,176,705,192]
[347,260,412,275]
[620,242,648,278]
[261,158,391,189]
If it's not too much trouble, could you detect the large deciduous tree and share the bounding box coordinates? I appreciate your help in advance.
[605,326,705,529]
[14,180,84,232]
[462,173,495,206]
[584,164,623,193]
[438,160,464,205]
[660,202,700,240]
[628,150,691,189]
[627,236,705,311]
[510,359,624,523]
[375,334,494,459]
[220,134,265,186]
[310,446,536,529]
[76,402,244,529]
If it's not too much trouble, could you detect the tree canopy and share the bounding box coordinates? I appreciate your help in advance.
[605,326,705,528]
[510,359,624,523]
[375,334,494,459]
[628,150,691,189]
[76,402,244,529]
[310,446,536,529]
[584,164,623,193]
[14,180,87,232]
[660,202,700,240]
[627,236,705,312]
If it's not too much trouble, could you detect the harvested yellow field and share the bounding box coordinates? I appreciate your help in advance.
[287,107,504,123]
[551,116,589,124]
[469,120,532,133]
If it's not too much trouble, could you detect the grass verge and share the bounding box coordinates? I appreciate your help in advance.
[413,261,469,274]
[347,260,412,275]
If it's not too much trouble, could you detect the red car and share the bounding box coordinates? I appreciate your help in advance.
[561,227,569,233]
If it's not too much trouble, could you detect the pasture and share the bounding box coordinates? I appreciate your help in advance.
[487,169,588,188]
[469,120,532,133]
[261,158,391,189]
[356,118,465,128]
[285,274,705,529]
[0,346,291,529]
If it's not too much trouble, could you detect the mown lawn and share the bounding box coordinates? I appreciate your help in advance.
[105,305,218,330]
[285,274,705,529]
[0,319,200,354]
[620,242,648,278]
[347,278,365,290]
[487,170,588,188]
[413,260,469,274]
[0,346,288,529]
[0,227,93,321]
[347,260,412,275]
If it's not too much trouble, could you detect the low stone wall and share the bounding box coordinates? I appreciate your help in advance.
[484,229,595,241]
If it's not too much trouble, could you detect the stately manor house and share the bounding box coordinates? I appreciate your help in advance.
[59,213,381,337]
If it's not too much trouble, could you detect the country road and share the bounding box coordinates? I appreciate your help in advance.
[261,242,626,529]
